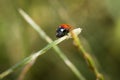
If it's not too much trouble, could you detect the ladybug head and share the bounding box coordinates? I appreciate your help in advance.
[56,27,69,38]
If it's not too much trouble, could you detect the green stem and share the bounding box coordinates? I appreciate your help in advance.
[71,31,104,80]
[0,35,67,79]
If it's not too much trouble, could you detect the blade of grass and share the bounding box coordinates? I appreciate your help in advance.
[0,29,80,79]
[18,9,85,80]
[17,58,35,80]
[70,31,104,80]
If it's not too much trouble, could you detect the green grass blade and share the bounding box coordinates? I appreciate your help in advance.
[0,35,68,79]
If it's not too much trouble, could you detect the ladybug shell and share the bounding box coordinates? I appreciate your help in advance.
[56,24,72,38]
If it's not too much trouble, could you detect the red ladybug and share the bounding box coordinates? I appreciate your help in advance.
[56,24,72,38]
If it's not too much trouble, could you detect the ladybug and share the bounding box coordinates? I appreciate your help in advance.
[56,24,72,38]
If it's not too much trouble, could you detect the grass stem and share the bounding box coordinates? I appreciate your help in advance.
[71,31,104,80]
[0,34,69,79]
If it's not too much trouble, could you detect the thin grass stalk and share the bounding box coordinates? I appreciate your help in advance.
[0,34,69,79]
[70,31,104,80]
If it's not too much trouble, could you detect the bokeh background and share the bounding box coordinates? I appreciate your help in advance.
[0,0,120,80]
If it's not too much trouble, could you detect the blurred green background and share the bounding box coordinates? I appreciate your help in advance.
[0,0,120,80]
